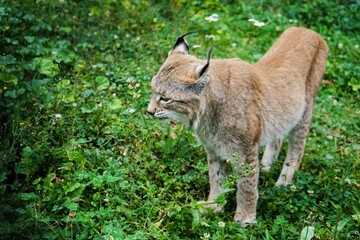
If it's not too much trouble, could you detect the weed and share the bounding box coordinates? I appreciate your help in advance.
[0,0,359,239]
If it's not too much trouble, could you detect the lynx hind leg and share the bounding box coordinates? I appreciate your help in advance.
[276,105,314,186]
[276,37,327,186]
[201,158,229,213]
[261,138,282,172]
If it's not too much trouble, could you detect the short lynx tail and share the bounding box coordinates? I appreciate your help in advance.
[306,38,329,101]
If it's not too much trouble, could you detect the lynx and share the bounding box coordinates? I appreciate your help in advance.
[147,27,328,225]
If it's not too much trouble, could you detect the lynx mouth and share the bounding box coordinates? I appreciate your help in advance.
[154,113,172,124]
[154,110,189,126]
[154,110,168,119]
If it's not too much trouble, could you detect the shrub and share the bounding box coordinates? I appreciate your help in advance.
[0,0,359,239]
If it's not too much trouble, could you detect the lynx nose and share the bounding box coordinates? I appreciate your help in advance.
[147,105,156,115]
[147,99,157,115]
[146,108,155,115]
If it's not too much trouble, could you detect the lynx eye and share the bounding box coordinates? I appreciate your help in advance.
[159,96,171,103]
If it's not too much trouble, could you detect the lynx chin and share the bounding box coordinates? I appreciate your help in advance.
[147,27,328,226]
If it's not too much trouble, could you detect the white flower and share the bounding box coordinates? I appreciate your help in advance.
[127,77,139,89]
[129,108,135,114]
[205,35,215,39]
[344,178,351,185]
[205,13,219,22]
[126,77,136,83]
[72,103,77,107]
[218,221,225,228]
[113,34,119,39]
[248,18,266,27]
[200,233,211,239]
[112,93,117,98]
[288,19,298,23]
[231,42,237,47]
[254,21,266,27]
[55,114,62,121]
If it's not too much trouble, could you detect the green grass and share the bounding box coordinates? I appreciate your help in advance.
[0,0,359,239]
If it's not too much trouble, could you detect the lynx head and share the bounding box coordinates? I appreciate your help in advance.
[147,33,212,127]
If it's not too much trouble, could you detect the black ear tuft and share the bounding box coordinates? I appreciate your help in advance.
[171,31,197,55]
[206,46,212,63]
[198,46,212,77]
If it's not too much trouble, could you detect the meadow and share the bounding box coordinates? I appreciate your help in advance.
[0,0,359,239]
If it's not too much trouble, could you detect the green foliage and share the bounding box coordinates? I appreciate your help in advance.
[0,0,359,239]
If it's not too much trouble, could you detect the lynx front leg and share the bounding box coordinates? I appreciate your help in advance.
[234,145,259,226]
[202,158,229,213]
[276,105,313,186]
[261,138,282,171]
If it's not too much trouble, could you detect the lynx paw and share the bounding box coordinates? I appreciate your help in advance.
[275,180,290,186]
[261,166,271,172]
[234,213,257,227]
[275,175,293,186]
[197,201,223,214]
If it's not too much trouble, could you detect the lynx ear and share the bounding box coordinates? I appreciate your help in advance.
[170,32,196,55]
[195,46,212,78]
[191,47,212,94]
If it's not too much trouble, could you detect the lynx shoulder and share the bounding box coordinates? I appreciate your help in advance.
[147,27,328,226]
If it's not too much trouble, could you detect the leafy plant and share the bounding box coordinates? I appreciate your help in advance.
[0,0,359,239]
